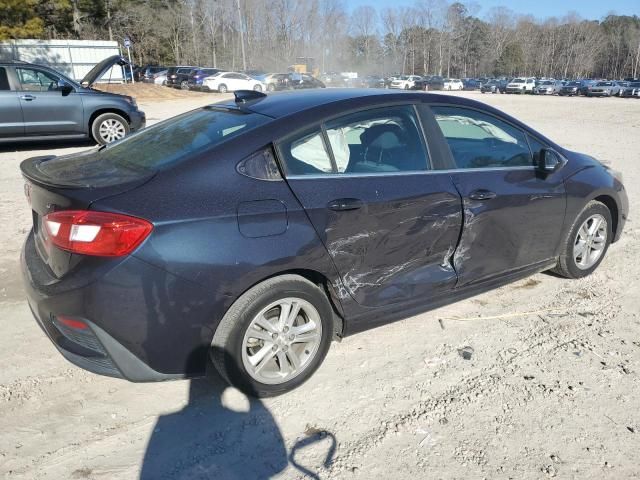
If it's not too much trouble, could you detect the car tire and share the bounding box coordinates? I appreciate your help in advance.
[267,84,276,92]
[210,274,334,397]
[180,80,189,90]
[218,84,228,93]
[253,84,263,92]
[552,201,613,279]
[91,112,130,145]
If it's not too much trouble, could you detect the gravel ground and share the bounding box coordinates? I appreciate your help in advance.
[0,91,639,479]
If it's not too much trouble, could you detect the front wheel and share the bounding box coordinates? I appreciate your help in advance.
[218,83,228,93]
[210,275,334,397]
[552,201,612,279]
[253,84,263,92]
[91,112,129,145]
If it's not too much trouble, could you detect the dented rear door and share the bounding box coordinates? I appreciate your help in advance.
[277,104,463,308]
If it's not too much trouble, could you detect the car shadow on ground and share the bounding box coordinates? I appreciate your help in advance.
[140,349,336,480]
[0,139,95,153]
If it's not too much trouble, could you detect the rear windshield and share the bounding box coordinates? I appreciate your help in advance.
[95,107,270,171]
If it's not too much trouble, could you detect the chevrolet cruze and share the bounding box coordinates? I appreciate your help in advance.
[21,89,628,396]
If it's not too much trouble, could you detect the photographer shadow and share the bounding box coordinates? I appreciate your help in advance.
[140,349,287,480]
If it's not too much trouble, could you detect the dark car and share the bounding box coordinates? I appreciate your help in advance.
[165,66,197,89]
[480,79,506,94]
[188,68,222,91]
[21,89,628,397]
[425,76,445,90]
[463,78,483,90]
[136,65,167,83]
[0,56,145,145]
[558,81,581,96]
[361,75,385,88]
[578,80,598,96]
[289,73,325,89]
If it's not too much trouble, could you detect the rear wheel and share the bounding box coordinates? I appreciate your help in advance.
[210,275,334,397]
[180,80,189,90]
[91,112,129,145]
[552,201,612,279]
[267,83,276,92]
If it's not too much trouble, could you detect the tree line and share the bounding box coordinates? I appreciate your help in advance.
[2,0,640,79]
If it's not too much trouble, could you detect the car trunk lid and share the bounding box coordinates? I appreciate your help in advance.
[21,152,154,278]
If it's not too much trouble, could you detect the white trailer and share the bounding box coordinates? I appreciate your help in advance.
[0,39,126,83]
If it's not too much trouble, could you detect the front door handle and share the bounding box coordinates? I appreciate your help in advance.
[327,198,364,211]
[20,94,36,101]
[468,189,497,201]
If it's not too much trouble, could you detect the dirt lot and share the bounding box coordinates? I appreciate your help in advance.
[1,92,639,479]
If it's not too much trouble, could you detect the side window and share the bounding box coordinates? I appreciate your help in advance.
[431,106,533,169]
[527,135,547,163]
[0,67,9,90]
[280,129,333,175]
[324,105,429,174]
[16,68,58,92]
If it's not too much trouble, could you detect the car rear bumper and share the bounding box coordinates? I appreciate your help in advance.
[21,232,212,381]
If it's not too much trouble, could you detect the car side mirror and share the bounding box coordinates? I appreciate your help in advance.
[59,82,74,96]
[536,148,564,173]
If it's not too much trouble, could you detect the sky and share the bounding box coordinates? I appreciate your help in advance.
[347,0,639,21]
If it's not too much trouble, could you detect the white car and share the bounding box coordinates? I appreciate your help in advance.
[506,77,536,94]
[202,72,265,93]
[443,78,463,90]
[389,75,423,90]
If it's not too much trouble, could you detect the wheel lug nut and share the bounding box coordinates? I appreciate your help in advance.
[283,326,289,333]
[272,345,278,352]
[289,334,294,341]
[272,333,278,340]
[282,345,288,352]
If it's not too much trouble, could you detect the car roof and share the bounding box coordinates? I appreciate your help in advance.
[216,88,483,119]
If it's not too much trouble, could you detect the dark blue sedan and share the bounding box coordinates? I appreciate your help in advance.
[21,89,628,396]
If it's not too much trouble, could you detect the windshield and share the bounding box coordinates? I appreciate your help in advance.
[95,107,271,171]
[512,78,525,83]
[596,82,612,86]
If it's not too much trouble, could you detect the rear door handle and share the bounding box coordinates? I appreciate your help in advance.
[327,198,364,211]
[468,189,497,201]
[20,94,36,101]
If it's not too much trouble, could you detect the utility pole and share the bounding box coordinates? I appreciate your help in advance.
[236,0,247,71]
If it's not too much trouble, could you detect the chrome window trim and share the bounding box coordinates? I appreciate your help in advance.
[286,165,534,180]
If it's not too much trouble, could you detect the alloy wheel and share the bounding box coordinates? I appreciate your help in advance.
[241,297,322,385]
[573,214,607,270]
[98,119,126,143]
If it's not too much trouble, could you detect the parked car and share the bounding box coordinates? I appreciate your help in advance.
[152,70,168,85]
[263,73,292,91]
[586,81,620,97]
[578,80,598,96]
[534,80,563,95]
[0,56,145,145]
[620,81,640,98]
[202,71,266,93]
[288,73,326,90]
[462,78,482,90]
[558,80,581,96]
[165,66,197,89]
[506,77,535,94]
[615,81,629,96]
[389,75,423,90]
[137,65,167,83]
[425,76,445,90]
[320,72,347,87]
[360,75,384,88]
[20,89,628,397]
[188,68,222,91]
[443,78,464,91]
[480,79,506,94]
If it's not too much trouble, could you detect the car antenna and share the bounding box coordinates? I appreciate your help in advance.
[234,90,267,104]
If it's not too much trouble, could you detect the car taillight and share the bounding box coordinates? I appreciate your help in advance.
[43,210,153,257]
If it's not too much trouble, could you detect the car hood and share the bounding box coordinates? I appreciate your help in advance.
[80,55,129,87]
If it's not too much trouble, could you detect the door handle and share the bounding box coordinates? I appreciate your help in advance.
[20,94,36,101]
[327,198,364,211]
[468,189,497,201]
